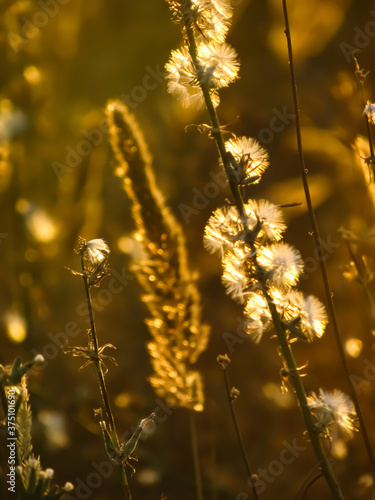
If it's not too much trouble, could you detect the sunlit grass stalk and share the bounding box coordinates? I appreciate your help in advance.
[281,0,375,477]
[183,12,344,499]
[78,247,132,500]
[106,100,210,497]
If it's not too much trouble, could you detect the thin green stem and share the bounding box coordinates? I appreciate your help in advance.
[189,410,204,500]
[222,369,259,500]
[183,16,344,499]
[80,253,132,500]
[281,0,375,478]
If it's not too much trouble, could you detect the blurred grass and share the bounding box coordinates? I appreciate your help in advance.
[1,0,375,499]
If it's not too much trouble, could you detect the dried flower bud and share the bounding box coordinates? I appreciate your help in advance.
[230,386,240,401]
[45,468,54,479]
[33,354,45,365]
[217,353,231,369]
[63,482,74,492]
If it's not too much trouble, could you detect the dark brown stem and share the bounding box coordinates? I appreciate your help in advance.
[80,253,132,500]
[282,0,375,477]
[222,369,259,500]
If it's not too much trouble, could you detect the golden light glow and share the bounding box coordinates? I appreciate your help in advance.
[345,338,363,358]
[5,310,27,343]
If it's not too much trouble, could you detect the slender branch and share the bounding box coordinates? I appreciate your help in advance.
[281,0,375,476]
[352,52,375,176]
[344,239,375,328]
[183,17,344,499]
[189,410,204,500]
[222,368,259,500]
[80,252,116,435]
[80,252,132,500]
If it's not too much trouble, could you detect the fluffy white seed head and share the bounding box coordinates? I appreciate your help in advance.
[257,243,303,290]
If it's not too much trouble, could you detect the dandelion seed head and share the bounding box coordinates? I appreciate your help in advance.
[364,101,375,124]
[225,136,269,184]
[257,243,303,290]
[244,292,272,343]
[307,389,358,439]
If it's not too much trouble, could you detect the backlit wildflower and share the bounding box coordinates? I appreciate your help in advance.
[167,0,232,42]
[203,205,242,255]
[165,42,239,108]
[225,136,269,184]
[307,389,358,439]
[257,243,303,290]
[244,292,272,343]
[221,246,251,302]
[197,42,239,88]
[245,199,286,243]
[283,291,328,341]
[165,46,219,108]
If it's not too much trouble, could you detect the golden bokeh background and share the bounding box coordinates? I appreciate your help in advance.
[1,0,375,499]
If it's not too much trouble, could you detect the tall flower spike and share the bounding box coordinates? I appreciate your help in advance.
[307,389,358,439]
[225,136,269,184]
[106,100,209,412]
[257,242,303,291]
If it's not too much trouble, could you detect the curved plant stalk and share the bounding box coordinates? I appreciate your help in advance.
[281,0,375,478]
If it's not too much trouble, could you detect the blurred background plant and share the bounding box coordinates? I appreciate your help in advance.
[1,1,375,499]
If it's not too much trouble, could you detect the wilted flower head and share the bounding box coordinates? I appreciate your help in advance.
[257,243,303,290]
[86,239,110,264]
[364,101,375,125]
[307,389,358,439]
[283,291,328,341]
[225,136,269,184]
[76,237,111,287]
